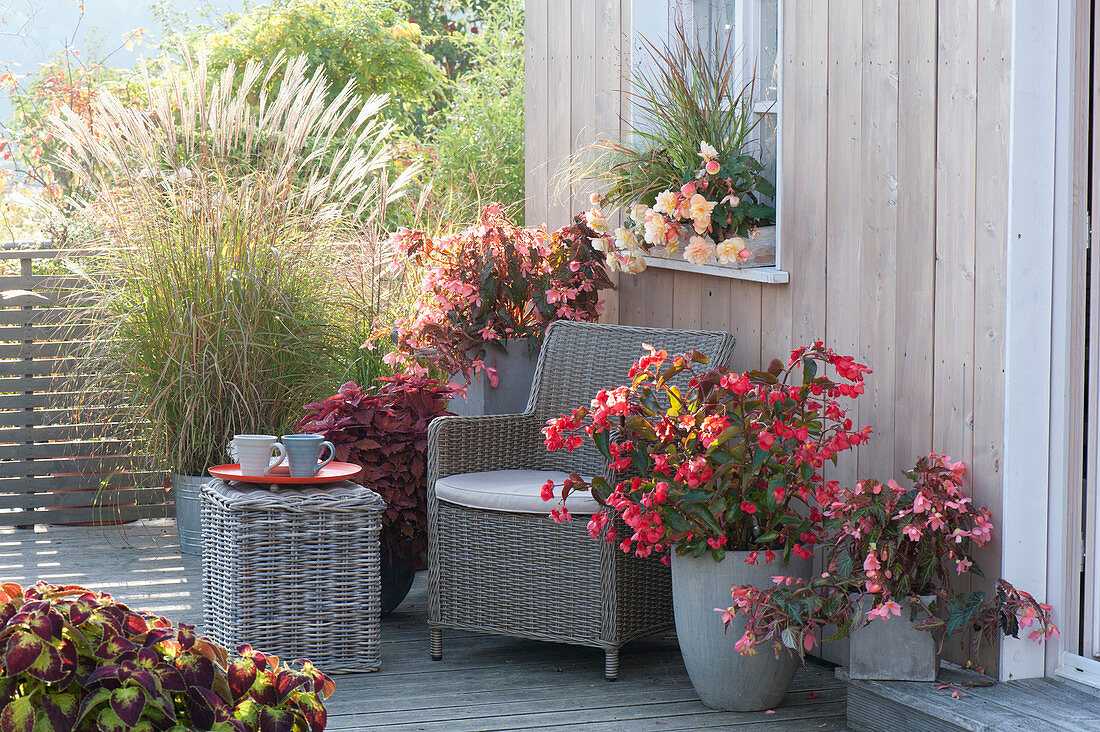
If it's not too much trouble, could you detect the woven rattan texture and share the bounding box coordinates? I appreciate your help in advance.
[201,479,385,673]
[427,322,735,677]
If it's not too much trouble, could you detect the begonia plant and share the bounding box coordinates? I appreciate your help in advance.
[384,203,612,385]
[541,343,872,564]
[0,581,333,732]
[720,454,1059,661]
[296,375,454,563]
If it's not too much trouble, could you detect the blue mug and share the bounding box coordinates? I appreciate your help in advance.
[282,434,336,478]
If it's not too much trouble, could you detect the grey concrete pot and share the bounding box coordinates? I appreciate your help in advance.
[849,595,939,681]
[172,473,206,555]
[449,338,540,416]
[671,550,812,711]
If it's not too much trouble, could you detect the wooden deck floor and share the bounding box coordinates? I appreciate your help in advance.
[0,520,848,731]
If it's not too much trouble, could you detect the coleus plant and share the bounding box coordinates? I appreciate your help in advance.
[0,582,334,732]
[541,343,872,564]
[297,375,454,562]
[720,454,1059,660]
[385,203,612,385]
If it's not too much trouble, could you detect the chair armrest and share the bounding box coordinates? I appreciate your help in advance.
[427,413,548,485]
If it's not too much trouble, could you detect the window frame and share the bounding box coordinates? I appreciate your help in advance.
[629,0,786,280]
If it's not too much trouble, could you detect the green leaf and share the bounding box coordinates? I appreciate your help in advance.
[694,505,723,536]
[679,489,712,504]
[1,696,33,732]
[589,477,612,503]
[802,358,817,384]
[706,425,740,452]
[755,531,779,543]
[945,592,986,637]
[780,628,798,651]
[593,431,611,461]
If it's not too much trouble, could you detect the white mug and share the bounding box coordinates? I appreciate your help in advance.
[233,434,286,477]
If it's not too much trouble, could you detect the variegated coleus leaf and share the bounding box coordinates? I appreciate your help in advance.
[109,686,146,727]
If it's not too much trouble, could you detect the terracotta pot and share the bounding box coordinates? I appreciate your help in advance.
[671,550,812,711]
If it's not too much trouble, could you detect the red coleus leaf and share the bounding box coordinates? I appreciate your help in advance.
[259,707,297,732]
[93,635,136,660]
[109,686,146,727]
[275,670,309,703]
[4,629,44,676]
[176,653,215,689]
[26,639,66,682]
[229,658,257,700]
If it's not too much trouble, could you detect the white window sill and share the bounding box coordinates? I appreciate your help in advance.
[641,256,789,284]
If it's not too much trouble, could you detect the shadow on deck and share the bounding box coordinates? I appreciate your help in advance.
[0,520,847,731]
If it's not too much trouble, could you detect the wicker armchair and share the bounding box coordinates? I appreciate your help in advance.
[427,321,735,680]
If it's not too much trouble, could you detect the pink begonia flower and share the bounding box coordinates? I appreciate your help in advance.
[705,159,721,175]
[903,524,923,542]
[955,558,972,575]
[866,600,902,622]
[681,182,697,198]
[734,632,756,656]
[716,236,747,264]
[589,191,602,205]
[912,492,930,513]
[684,235,716,265]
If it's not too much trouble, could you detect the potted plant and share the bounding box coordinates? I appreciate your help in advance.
[297,375,454,614]
[541,343,872,710]
[0,581,334,731]
[577,25,776,274]
[721,453,1059,681]
[49,54,402,553]
[385,204,612,415]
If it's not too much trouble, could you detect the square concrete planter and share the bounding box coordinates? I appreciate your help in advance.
[848,596,938,681]
[449,338,539,416]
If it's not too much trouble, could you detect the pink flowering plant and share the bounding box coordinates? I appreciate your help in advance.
[386,204,612,384]
[577,27,775,273]
[541,343,872,565]
[720,454,1059,660]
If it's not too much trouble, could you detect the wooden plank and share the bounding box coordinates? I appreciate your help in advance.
[0,375,84,393]
[0,440,134,461]
[545,0,572,229]
[0,358,81,376]
[569,0,596,218]
[524,0,549,226]
[0,307,90,326]
[726,282,762,372]
[0,323,95,343]
[0,486,169,511]
[0,391,113,410]
[0,424,132,444]
[0,407,131,428]
[0,503,172,526]
[934,0,979,668]
[823,0,862,498]
[970,0,1011,672]
[0,340,86,360]
[699,278,733,363]
[0,275,88,291]
[671,272,703,330]
[640,269,674,329]
[858,0,899,483]
[593,0,623,325]
[786,0,828,348]
[893,0,937,474]
[0,455,146,478]
[0,472,161,493]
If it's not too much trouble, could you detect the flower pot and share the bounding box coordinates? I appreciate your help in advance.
[671,550,812,711]
[848,595,939,681]
[381,539,418,616]
[172,473,206,555]
[449,338,539,416]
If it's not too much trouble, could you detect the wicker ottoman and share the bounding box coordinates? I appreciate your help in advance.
[200,479,385,673]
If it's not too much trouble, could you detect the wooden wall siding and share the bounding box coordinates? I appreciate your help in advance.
[0,249,170,525]
[527,0,1012,667]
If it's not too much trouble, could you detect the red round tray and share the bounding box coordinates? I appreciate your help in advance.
[208,462,362,485]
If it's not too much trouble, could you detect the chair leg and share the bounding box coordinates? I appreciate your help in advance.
[604,648,618,681]
[430,628,443,661]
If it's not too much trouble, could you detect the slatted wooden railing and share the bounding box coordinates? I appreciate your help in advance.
[0,246,171,525]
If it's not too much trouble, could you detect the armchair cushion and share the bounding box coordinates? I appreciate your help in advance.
[434,470,600,515]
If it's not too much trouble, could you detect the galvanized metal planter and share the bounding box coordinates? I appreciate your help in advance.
[172,473,205,555]
[449,337,539,416]
[848,595,939,681]
[671,550,812,711]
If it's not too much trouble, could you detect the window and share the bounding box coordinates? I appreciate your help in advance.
[630,0,784,280]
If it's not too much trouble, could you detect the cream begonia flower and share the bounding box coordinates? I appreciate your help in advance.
[630,203,649,223]
[653,190,678,215]
[623,252,647,273]
[643,211,669,246]
[699,140,718,160]
[614,226,640,254]
[684,235,716,265]
[716,236,748,264]
[585,206,609,235]
[689,194,717,233]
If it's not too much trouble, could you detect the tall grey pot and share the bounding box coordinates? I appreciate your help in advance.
[848,595,939,681]
[671,550,812,711]
[173,473,205,555]
[449,338,539,416]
